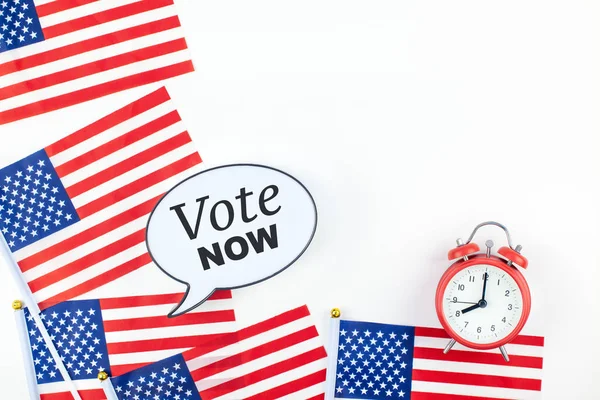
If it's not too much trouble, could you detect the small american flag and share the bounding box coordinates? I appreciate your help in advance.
[0,86,202,310]
[0,0,193,124]
[327,319,544,400]
[107,305,328,400]
[22,291,236,400]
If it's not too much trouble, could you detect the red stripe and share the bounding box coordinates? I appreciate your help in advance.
[56,108,182,177]
[412,369,542,391]
[0,61,194,125]
[103,310,235,332]
[28,229,146,293]
[411,393,506,400]
[414,327,544,347]
[201,348,327,399]
[99,290,231,309]
[45,87,170,157]
[183,305,310,362]
[191,326,319,382]
[414,346,543,369]
[36,0,98,18]
[40,389,106,400]
[0,17,181,78]
[42,0,175,40]
[0,38,188,102]
[18,195,160,272]
[107,333,227,356]
[244,369,327,400]
[38,253,152,310]
[77,152,201,219]
[306,394,325,400]
[66,130,192,198]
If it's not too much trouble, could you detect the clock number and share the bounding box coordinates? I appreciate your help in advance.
[464,321,469,327]
[490,325,495,332]
[502,317,506,323]
[505,290,510,297]
[458,284,465,291]
[452,297,457,303]
[469,276,475,282]
[497,279,500,285]
[455,311,461,317]
[508,304,513,310]
[477,327,482,333]
[482,273,488,281]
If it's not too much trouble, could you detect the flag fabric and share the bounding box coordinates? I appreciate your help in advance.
[0,0,194,124]
[106,305,328,400]
[327,319,544,400]
[0,86,203,310]
[21,291,236,400]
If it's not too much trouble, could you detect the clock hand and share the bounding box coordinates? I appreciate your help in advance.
[452,301,478,305]
[481,272,488,301]
[461,303,481,314]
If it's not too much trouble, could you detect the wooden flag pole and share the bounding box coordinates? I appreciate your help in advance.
[0,234,82,400]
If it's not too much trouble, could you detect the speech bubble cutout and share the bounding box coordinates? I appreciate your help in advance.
[146,164,317,317]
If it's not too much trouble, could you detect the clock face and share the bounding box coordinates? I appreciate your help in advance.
[441,264,524,345]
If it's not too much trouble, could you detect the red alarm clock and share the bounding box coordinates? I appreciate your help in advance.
[435,221,531,362]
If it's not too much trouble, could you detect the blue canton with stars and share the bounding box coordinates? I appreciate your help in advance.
[0,0,44,53]
[111,353,201,400]
[24,300,111,384]
[334,320,415,399]
[0,149,79,252]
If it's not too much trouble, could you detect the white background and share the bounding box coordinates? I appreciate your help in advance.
[1,1,599,398]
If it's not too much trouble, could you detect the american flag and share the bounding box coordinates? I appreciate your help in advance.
[21,291,236,400]
[328,319,544,400]
[0,0,193,124]
[0,86,203,310]
[106,305,328,400]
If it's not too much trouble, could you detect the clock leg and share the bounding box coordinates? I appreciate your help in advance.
[443,339,456,354]
[499,345,510,362]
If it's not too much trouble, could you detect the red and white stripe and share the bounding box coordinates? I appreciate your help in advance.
[12,87,203,310]
[36,291,236,400]
[0,0,193,124]
[410,327,544,400]
[182,305,327,400]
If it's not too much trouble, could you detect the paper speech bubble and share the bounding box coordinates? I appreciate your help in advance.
[146,164,317,317]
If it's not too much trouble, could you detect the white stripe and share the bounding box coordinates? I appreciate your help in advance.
[186,316,314,374]
[412,358,543,380]
[101,299,233,320]
[71,143,196,210]
[34,0,56,7]
[49,101,176,168]
[38,378,99,395]
[414,336,544,358]
[0,26,185,88]
[2,49,190,110]
[410,380,542,399]
[210,358,326,400]
[38,0,141,28]
[197,336,323,393]
[61,119,186,188]
[0,6,178,64]
[105,321,237,347]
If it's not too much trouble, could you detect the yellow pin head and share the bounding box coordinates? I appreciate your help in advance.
[331,308,341,318]
[12,300,23,310]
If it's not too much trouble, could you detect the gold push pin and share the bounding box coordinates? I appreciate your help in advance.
[97,371,109,381]
[12,300,23,310]
[330,308,341,318]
